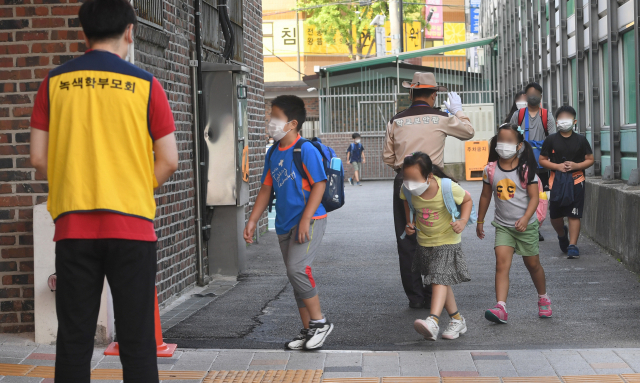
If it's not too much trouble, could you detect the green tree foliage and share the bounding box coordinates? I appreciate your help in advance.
[298,0,425,60]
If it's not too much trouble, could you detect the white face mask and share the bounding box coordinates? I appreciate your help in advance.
[516,101,527,110]
[496,142,518,159]
[355,139,361,144]
[403,179,430,196]
[267,118,292,141]
[557,119,574,132]
[268,139,274,144]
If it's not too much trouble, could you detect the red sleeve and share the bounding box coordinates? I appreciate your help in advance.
[263,170,273,186]
[30,76,49,131]
[149,77,176,140]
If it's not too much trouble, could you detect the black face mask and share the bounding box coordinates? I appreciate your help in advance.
[527,95,541,106]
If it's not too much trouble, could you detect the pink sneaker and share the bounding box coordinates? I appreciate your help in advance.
[485,304,508,324]
[538,297,553,318]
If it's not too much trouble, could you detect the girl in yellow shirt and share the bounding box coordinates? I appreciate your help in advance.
[400,152,473,342]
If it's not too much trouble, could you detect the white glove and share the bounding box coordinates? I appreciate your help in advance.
[443,91,462,115]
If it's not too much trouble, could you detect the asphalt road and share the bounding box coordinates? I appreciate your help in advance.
[164,180,640,350]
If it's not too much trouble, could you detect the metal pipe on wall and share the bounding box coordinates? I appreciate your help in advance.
[540,0,548,106]
[531,0,540,84]
[575,1,587,136]
[634,0,640,183]
[549,0,558,112]
[588,0,602,177]
[190,50,206,286]
[559,0,569,106]
[193,0,209,285]
[604,0,621,180]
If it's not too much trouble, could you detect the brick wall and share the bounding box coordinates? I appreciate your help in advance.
[242,0,267,232]
[0,0,84,333]
[0,0,265,331]
[133,6,199,303]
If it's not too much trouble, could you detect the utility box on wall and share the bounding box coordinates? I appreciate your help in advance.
[202,63,251,276]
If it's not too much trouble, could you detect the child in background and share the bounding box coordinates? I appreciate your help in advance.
[539,106,594,259]
[402,152,473,341]
[477,123,552,324]
[346,133,365,186]
[244,95,333,350]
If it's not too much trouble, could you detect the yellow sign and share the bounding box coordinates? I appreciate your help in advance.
[303,24,350,55]
[263,20,424,57]
[384,21,423,53]
[443,23,466,55]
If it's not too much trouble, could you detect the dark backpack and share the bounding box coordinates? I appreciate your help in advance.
[267,138,345,213]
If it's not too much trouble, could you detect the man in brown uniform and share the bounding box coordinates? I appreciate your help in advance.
[383,72,474,309]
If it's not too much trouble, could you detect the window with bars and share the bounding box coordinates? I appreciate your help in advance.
[203,0,221,50]
[133,0,163,26]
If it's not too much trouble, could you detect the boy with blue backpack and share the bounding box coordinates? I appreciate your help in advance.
[346,133,365,186]
[243,95,343,351]
[401,152,476,342]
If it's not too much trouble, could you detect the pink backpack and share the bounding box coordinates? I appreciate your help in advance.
[485,161,548,224]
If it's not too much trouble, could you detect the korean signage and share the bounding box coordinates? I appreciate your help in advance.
[263,20,424,57]
[470,0,481,34]
[424,0,443,40]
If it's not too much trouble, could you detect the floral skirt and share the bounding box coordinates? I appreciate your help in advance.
[412,243,471,286]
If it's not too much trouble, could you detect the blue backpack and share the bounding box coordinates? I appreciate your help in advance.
[267,138,345,213]
[400,178,477,239]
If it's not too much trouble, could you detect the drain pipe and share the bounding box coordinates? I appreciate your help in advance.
[190,50,206,287]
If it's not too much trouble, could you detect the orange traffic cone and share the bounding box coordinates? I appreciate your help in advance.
[104,287,178,357]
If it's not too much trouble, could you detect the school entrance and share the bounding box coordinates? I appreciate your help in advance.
[302,37,499,180]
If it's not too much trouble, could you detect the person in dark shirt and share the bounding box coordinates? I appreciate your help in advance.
[346,132,366,186]
[539,106,594,259]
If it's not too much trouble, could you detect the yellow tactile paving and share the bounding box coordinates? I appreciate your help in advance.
[562,375,625,383]
[159,370,208,380]
[26,365,55,378]
[322,378,380,383]
[441,378,500,383]
[382,378,440,383]
[622,374,640,383]
[91,369,124,380]
[263,369,324,383]
[205,370,267,383]
[0,363,35,377]
[502,378,562,383]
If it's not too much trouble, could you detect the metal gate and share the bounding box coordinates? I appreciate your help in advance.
[318,50,497,180]
[358,101,396,179]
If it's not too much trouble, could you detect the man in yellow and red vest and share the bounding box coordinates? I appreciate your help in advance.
[29,0,178,381]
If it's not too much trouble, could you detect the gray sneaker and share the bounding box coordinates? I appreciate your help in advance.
[304,320,333,350]
[349,178,354,186]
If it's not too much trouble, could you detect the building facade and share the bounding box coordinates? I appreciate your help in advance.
[481,0,638,181]
[0,0,265,333]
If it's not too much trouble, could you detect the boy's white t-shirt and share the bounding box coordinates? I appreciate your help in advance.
[483,163,539,228]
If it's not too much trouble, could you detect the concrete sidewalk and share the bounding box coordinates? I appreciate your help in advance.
[0,334,638,382]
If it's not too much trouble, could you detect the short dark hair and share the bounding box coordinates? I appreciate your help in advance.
[271,95,306,131]
[79,0,137,42]
[412,88,437,100]
[525,82,543,94]
[555,105,577,119]
[352,133,361,139]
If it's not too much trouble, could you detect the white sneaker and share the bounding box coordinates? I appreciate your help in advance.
[441,317,467,340]
[285,328,308,350]
[304,320,334,350]
[413,317,439,341]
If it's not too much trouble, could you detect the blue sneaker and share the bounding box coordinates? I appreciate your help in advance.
[567,245,580,259]
[558,225,569,253]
